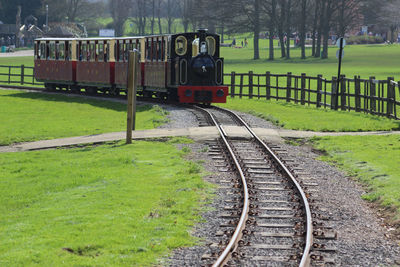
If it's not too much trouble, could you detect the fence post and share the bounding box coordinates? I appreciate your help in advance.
[355,75,361,112]
[340,75,346,110]
[239,74,244,98]
[331,77,338,110]
[21,65,25,85]
[266,71,271,100]
[301,73,306,105]
[387,77,394,118]
[316,74,322,108]
[286,72,292,102]
[230,71,236,98]
[369,76,376,113]
[8,66,11,84]
[248,71,253,99]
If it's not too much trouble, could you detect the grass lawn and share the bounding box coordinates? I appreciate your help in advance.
[313,134,400,221]
[222,39,400,80]
[0,90,167,145]
[0,139,212,266]
[218,98,400,132]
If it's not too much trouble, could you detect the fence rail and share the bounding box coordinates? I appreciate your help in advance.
[0,65,43,86]
[225,71,400,120]
[0,65,398,119]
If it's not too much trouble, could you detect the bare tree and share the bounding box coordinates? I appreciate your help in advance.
[277,0,286,58]
[285,0,292,59]
[380,0,400,43]
[300,0,307,59]
[263,0,277,60]
[111,0,132,36]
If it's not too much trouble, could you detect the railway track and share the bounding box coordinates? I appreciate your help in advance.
[192,106,336,267]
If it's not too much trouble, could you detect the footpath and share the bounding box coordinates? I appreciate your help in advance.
[1,126,399,153]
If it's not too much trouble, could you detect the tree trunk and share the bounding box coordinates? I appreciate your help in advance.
[269,0,277,60]
[311,0,320,56]
[321,0,333,59]
[338,0,345,37]
[300,0,307,59]
[157,0,162,34]
[285,0,291,59]
[315,0,325,58]
[151,0,155,34]
[253,0,260,60]
[278,0,286,58]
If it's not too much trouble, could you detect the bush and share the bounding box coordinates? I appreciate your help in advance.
[347,35,384,45]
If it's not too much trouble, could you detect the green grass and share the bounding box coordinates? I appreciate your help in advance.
[313,134,400,221]
[0,90,167,145]
[218,98,400,132]
[0,139,212,266]
[222,40,400,80]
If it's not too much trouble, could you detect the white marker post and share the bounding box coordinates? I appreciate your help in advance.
[126,50,139,144]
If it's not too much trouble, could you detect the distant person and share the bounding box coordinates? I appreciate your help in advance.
[244,38,248,47]
[241,40,243,47]
[232,37,236,47]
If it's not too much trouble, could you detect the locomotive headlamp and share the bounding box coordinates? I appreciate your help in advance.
[185,89,192,97]
[216,89,224,97]
[200,42,207,54]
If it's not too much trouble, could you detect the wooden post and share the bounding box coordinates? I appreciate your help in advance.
[331,77,338,110]
[300,73,306,105]
[230,71,236,98]
[316,74,322,108]
[248,71,253,99]
[369,76,376,113]
[266,71,271,100]
[8,66,11,84]
[126,50,139,144]
[21,65,24,85]
[286,72,292,102]
[387,77,394,117]
[239,74,244,98]
[340,75,346,110]
[355,75,361,112]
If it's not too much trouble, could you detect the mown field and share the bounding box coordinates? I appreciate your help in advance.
[0,90,167,145]
[0,139,212,266]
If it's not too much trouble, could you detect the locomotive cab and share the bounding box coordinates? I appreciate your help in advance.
[171,29,227,103]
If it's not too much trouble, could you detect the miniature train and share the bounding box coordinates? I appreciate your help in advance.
[34,29,228,103]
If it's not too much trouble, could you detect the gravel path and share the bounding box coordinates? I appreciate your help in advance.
[166,109,400,267]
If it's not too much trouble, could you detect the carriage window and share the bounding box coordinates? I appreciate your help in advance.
[49,43,56,60]
[146,40,151,60]
[175,36,187,56]
[68,43,72,61]
[206,36,216,56]
[89,43,95,61]
[59,43,65,60]
[157,41,162,61]
[118,42,124,62]
[39,43,45,59]
[97,43,104,62]
[81,43,87,61]
[104,43,109,62]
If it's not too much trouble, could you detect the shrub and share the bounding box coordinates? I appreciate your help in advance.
[347,35,384,45]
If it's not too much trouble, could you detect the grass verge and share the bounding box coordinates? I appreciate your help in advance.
[312,134,400,222]
[0,90,168,145]
[218,98,400,132]
[0,139,212,266]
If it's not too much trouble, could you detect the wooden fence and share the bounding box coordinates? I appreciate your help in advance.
[0,65,43,86]
[0,64,399,120]
[225,71,400,119]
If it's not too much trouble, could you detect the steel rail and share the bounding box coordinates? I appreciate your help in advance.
[195,106,250,267]
[213,106,313,267]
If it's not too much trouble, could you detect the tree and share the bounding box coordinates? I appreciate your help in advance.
[380,0,400,43]
[285,0,292,59]
[263,0,277,60]
[110,0,132,36]
[299,0,307,59]
[277,0,286,58]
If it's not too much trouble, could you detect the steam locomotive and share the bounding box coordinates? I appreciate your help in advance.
[34,29,228,103]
